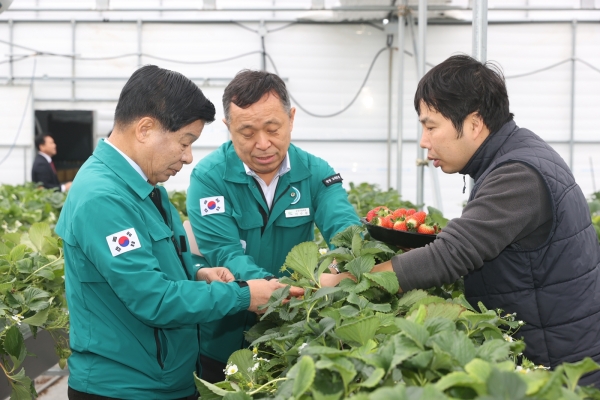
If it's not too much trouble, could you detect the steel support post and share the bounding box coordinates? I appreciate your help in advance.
[9,19,13,85]
[71,19,76,101]
[137,19,143,67]
[416,0,427,207]
[470,0,488,192]
[396,1,407,195]
[569,20,577,170]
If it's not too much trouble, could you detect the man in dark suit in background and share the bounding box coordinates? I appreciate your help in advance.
[32,133,72,192]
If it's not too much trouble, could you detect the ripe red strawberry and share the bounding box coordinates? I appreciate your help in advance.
[405,208,416,216]
[393,220,408,231]
[417,223,436,235]
[366,206,389,222]
[366,209,377,222]
[412,211,427,225]
[373,215,393,229]
[405,217,419,231]
[392,208,407,219]
[380,216,393,229]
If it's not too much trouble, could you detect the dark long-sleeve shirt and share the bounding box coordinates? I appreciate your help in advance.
[392,162,553,291]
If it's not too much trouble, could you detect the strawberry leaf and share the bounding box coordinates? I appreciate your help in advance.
[283,242,320,283]
[363,271,399,294]
[331,225,364,248]
[427,206,449,228]
[345,256,375,281]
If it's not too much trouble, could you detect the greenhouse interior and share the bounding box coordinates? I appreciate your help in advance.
[1,0,600,399]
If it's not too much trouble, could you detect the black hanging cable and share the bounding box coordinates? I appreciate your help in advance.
[265,46,388,118]
[0,58,36,167]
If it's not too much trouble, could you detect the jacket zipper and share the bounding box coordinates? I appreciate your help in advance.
[253,180,290,236]
[154,328,164,369]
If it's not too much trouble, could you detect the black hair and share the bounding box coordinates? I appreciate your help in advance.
[114,65,215,132]
[414,54,514,137]
[223,70,291,122]
[34,133,51,150]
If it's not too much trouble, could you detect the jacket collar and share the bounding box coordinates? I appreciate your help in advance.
[38,151,52,163]
[93,139,154,200]
[459,120,518,182]
[223,142,311,184]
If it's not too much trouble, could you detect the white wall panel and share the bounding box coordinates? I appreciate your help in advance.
[75,23,138,78]
[34,81,73,99]
[0,20,599,218]
[12,23,72,80]
[73,81,125,101]
[574,23,600,142]
[0,146,31,185]
[0,85,33,146]
[142,23,262,78]
[491,23,573,143]
[266,23,391,140]
[0,23,9,79]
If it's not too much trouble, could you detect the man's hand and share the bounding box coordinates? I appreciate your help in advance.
[247,279,304,313]
[64,181,72,191]
[319,272,355,287]
[196,267,235,283]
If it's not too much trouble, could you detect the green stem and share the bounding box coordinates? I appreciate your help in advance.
[306,301,318,323]
[258,350,278,359]
[23,253,63,283]
[248,377,287,395]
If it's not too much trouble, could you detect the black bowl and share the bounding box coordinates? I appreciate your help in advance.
[361,218,436,248]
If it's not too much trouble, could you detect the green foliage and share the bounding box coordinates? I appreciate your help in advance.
[347,182,417,219]
[589,192,600,241]
[0,183,65,233]
[0,184,69,400]
[196,225,600,399]
[168,190,188,222]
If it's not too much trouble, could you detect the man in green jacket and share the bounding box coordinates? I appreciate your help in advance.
[186,70,360,382]
[55,65,300,399]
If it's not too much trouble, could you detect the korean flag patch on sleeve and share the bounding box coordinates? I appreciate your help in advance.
[200,196,225,216]
[106,228,141,257]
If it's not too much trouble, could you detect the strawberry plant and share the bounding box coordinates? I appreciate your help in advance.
[195,225,600,399]
[168,190,188,222]
[347,182,417,218]
[0,184,70,399]
[588,192,600,242]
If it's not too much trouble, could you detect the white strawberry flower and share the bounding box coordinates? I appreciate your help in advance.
[224,364,238,376]
[251,362,259,372]
[502,334,514,342]
[11,315,23,326]
[319,248,328,255]
[299,343,308,351]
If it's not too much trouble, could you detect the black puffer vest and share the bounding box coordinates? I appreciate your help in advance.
[461,120,600,385]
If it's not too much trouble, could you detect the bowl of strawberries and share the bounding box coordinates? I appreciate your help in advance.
[361,206,441,248]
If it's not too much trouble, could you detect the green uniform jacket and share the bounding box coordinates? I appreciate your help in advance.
[55,140,251,399]
[187,142,360,363]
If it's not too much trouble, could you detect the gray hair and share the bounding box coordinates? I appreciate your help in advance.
[223,69,291,122]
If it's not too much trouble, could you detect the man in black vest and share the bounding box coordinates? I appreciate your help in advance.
[32,133,72,191]
[324,55,600,386]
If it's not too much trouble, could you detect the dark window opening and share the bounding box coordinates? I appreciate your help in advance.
[34,110,94,183]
